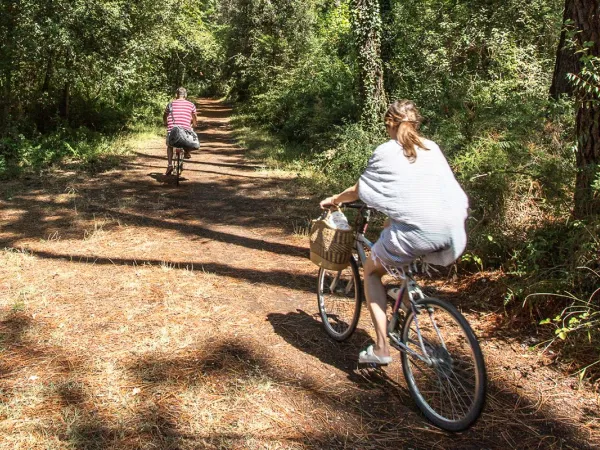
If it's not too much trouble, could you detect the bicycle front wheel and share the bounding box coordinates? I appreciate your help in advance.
[317,257,362,341]
[401,297,486,431]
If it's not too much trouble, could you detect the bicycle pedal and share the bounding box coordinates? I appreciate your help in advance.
[357,361,390,368]
[387,288,400,299]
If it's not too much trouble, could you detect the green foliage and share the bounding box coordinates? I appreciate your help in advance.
[223,1,360,155]
[313,122,384,189]
[0,0,597,378]
[219,1,577,277]
[0,126,138,178]
[461,253,484,272]
[0,0,217,134]
[216,0,319,101]
[0,0,219,175]
[564,21,600,106]
[527,268,600,379]
[246,49,356,144]
[352,0,386,128]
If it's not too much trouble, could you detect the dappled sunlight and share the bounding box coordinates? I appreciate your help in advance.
[1,99,597,449]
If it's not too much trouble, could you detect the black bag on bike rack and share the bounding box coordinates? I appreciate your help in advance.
[166,103,200,149]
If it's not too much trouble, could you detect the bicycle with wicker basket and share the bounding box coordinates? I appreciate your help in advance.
[310,202,487,431]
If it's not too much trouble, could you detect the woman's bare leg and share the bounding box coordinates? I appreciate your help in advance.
[363,255,390,357]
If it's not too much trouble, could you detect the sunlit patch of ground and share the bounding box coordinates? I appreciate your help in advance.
[1,100,598,449]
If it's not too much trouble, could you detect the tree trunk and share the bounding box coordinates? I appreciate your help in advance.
[550,0,580,99]
[37,55,54,131]
[0,1,18,131]
[352,0,386,129]
[60,82,70,121]
[60,48,72,122]
[574,104,600,217]
[41,56,53,93]
[572,0,600,218]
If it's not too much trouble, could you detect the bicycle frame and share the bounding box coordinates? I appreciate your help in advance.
[319,204,487,430]
[348,205,436,365]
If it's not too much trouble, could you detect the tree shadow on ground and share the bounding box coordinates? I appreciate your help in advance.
[0,173,311,258]
[18,250,316,294]
[263,309,595,449]
[0,309,593,448]
[140,166,272,181]
[1,99,596,448]
[267,309,391,377]
[126,339,425,449]
[132,151,265,170]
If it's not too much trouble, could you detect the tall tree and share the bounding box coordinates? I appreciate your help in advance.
[352,0,386,129]
[570,0,600,217]
[550,0,580,99]
[0,0,19,130]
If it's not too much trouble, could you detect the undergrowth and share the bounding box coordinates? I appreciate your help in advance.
[524,268,600,383]
[0,126,163,178]
[0,96,166,179]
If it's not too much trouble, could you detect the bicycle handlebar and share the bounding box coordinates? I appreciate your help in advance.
[338,201,378,212]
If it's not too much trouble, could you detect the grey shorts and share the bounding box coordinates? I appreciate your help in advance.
[371,221,465,270]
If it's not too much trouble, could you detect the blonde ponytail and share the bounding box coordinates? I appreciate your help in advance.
[384,100,427,162]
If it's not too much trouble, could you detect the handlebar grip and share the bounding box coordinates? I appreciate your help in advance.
[340,201,366,209]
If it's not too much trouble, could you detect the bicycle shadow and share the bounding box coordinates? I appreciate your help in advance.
[147,172,189,185]
[266,309,411,398]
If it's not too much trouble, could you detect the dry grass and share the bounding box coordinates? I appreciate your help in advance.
[0,99,598,449]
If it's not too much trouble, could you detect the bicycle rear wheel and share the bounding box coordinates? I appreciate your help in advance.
[400,297,486,431]
[317,257,362,341]
[174,150,183,186]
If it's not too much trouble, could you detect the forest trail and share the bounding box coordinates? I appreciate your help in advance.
[1,99,598,449]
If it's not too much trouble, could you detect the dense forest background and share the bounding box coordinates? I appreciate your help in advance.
[1,0,599,374]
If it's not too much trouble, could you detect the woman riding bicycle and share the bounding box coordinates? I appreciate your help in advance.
[320,100,468,365]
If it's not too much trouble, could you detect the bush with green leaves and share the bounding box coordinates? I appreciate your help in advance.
[0,126,138,178]
[525,266,600,380]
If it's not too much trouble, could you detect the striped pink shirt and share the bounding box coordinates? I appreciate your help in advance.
[165,99,196,131]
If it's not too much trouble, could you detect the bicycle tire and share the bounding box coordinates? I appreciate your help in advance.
[317,256,362,341]
[400,297,486,431]
[174,151,182,186]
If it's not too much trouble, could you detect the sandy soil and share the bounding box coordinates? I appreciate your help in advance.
[0,99,598,449]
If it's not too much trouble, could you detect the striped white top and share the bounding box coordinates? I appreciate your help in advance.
[165,99,196,131]
[358,139,468,266]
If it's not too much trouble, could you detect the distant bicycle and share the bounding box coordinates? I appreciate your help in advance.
[316,202,487,431]
[172,147,185,186]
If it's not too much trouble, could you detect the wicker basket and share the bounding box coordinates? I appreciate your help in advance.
[309,215,355,271]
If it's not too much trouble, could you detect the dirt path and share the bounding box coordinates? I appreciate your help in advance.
[1,99,598,449]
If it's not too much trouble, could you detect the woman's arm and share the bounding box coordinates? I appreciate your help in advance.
[320,183,359,209]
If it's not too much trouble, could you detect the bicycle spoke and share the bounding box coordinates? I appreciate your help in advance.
[446,363,476,400]
[318,261,361,341]
[410,353,461,420]
[441,370,471,416]
[401,298,486,429]
[329,271,341,292]
[344,277,354,295]
[427,310,448,350]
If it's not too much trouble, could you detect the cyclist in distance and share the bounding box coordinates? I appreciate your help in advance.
[163,87,198,175]
[319,100,469,365]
